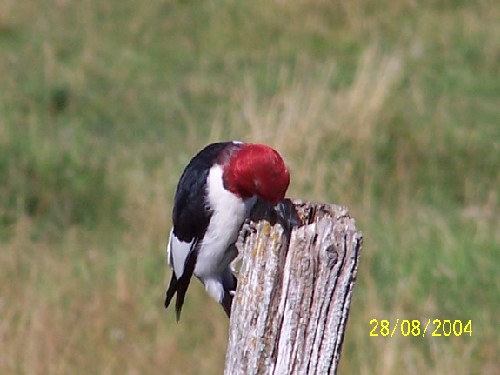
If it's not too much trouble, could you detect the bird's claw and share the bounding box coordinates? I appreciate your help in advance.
[236,219,252,250]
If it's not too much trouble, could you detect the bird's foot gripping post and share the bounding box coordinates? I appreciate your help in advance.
[225,199,363,375]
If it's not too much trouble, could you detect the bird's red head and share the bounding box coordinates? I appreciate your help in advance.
[223,143,290,205]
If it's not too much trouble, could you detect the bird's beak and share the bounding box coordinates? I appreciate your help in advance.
[274,199,301,231]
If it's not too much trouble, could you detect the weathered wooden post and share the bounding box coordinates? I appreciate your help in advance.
[224,199,363,375]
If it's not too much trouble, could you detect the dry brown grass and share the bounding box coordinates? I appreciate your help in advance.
[226,45,403,215]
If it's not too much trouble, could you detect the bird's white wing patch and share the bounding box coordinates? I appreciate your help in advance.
[167,228,195,279]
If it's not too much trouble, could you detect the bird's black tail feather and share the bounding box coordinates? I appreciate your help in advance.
[164,249,198,321]
[164,273,178,310]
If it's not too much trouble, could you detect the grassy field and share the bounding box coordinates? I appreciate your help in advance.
[1,0,499,374]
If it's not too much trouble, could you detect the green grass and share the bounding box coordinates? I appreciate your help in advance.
[1,0,499,374]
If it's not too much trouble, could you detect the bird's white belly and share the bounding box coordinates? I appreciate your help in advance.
[194,199,246,278]
[194,164,249,278]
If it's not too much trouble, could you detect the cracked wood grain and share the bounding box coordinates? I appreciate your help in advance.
[225,200,363,375]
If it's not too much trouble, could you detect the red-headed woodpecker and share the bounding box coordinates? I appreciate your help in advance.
[164,141,290,320]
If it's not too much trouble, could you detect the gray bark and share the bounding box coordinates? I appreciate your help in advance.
[224,200,363,375]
